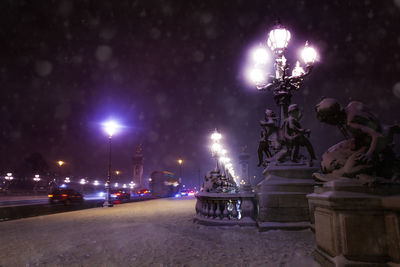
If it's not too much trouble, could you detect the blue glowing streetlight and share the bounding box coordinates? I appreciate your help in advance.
[102,120,120,208]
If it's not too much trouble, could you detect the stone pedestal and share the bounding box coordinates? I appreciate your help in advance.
[256,163,318,231]
[307,179,400,267]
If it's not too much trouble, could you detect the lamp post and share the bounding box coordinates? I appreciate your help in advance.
[248,23,317,126]
[57,160,65,184]
[33,174,41,194]
[177,158,183,182]
[4,173,13,191]
[103,120,119,208]
[80,178,87,193]
[210,129,222,172]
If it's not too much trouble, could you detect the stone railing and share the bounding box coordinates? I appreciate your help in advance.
[194,191,256,226]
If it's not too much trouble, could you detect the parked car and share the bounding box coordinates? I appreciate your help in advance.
[48,189,84,205]
[137,189,151,198]
[111,189,130,202]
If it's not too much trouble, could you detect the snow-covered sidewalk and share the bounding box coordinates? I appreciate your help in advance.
[0,197,319,267]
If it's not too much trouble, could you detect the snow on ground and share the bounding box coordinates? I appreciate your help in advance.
[0,197,319,267]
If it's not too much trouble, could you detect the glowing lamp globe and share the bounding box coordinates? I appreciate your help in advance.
[210,131,222,142]
[252,46,270,64]
[267,26,291,53]
[220,157,228,164]
[211,143,222,153]
[103,120,119,137]
[247,68,266,85]
[301,43,317,65]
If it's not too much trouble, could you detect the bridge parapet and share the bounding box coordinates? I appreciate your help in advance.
[194,192,256,226]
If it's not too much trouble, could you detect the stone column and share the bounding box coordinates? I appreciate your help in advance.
[307,179,400,267]
[256,163,318,231]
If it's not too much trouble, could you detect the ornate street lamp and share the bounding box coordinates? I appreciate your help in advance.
[102,120,120,207]
[210,129,222,172]
[248,23,318,126]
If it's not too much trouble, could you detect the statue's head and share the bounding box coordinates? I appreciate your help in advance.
[315,98,346,125]
[265,109,277,118]
[288,104,301,118]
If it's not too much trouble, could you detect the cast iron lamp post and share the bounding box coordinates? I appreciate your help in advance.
[210,129,222,172]
[103,120,119,208]
[248,23,318,126]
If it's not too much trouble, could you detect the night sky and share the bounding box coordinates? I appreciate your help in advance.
[1,0,400,187]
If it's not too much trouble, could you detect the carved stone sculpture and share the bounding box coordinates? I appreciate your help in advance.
[258,104,316,166]
[281,104,316,164]
[257,109,279,167]
[308,97,400,266]
[314,97,400,184]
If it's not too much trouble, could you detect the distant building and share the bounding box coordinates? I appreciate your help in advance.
[132,144,144,189]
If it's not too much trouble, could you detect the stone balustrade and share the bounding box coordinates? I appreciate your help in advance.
[193,191,256,226]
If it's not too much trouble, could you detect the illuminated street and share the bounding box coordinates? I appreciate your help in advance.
[0,197,317,267]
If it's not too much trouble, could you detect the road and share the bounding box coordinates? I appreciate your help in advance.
[0,194,151,221]
[0,194,104,207]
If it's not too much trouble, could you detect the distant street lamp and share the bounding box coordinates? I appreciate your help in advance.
[56,160,65,184]
[33,174,41,182]
[5,173,13,181]
[247,23,318,126]
[129,181,135,189]
[114,170,120,184]
[80,178,87,193]
[3,173,14,191]
[102,120,120,208]
[33,174,41,193]
[64,177,71,183]
[177,158,183,182]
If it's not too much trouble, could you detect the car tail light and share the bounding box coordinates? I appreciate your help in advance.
[61,194,68,197]
[48,194,53,197]
[115,193,121,196]
[144,190,148,193]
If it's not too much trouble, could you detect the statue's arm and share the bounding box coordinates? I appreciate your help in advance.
[347,122,382,157]
[289,119,305,133]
